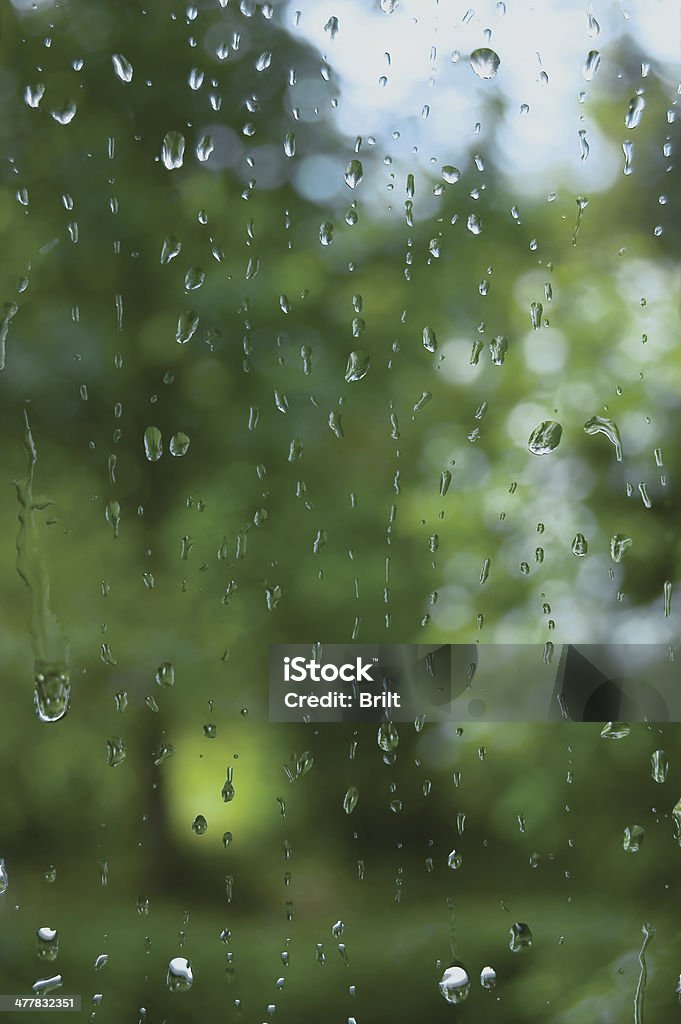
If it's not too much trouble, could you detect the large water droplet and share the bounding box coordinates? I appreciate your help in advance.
[169,433,191,457]
[345,351,370,382]
[601,722,630,740]
[112,54,133,83]
[161,131,186,170]
[192,814,208,835]
[161,236,182,264]
[480,965,497,989]
[34,666,70,723]
[583,416,622,461]
[155,662,175,687]
[467,213,482,234]
[167,957,193,992]
[143,426,163,462]
[343,786,359,814]
[33,976,62,995]
[509,922,533,952]
[528,420,562,455]
[106,736,126,767]
[439,964,471,1004]
[196,135,214,162]
[319,222,334,246]
[571,533,588,556]
[625,93,646,129]
[441,165,460,184]
[283,131,296,157]
[345,159,363,189]
[651,750,668,784]
[623,824,644,853]
[50,102,77,125]
[470,48,500,80]
[582,50,601,81]
[377,722,399,751]
[221,766,236,803]
[176,310,199,345]
[610,534,632,563]
[0,860,7,895]
[422,326,438,353]
[24,83,45,108]
[184,267,205,292]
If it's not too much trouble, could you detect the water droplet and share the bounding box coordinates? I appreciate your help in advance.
[345,159,363,189]
[480,965,497,989]
[490,336,507,365]
[112,54,133,83]
[377,722,399,752]
[161,131,186,170]
[584,416,623,461]
[439,964,471,1004]
[222,766,236,803]
[37,927,59,961]
[0,860,7,894]
[571,533,588,556]
[324,15,339,38]
[623,140,634,175]
[106,736,126,767]
[582,50,601,81]
[470,48,500,80]
[441,165,460,184]
[169,432,190,457]
[467,213,482,234]
[188,68,204,91]
[651,753,667,782]
[50,102,77,125]
[283,131,296,157]
[530,301,543,328]
[176,310,199,345]
[610,534,632,563]
[144,426,163,462]
[255,51,272,72]
[32,976,62,995]
[153,743,175,765]
[624,824,644,853]
[192,814,208,835]
[625,93,646,129]
[167,957,193,992]
[196,135,214,162]
[664,581,672,618]
[319,222,334,246]
[447,849,463,869]
[422,326,438,353]
[34,666,71,723]
[328,411,343,439]
[528,420,562,455]
[345,351,370,382]
[155,662,175,687]
[343,786,359,814]
[601,722,630,740]
[509,922,533,952]
[184,267,205,291]
[24,83,45,108]
[160,236,182,264]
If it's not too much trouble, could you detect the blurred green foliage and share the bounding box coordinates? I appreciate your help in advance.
[0,0,680,1020]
